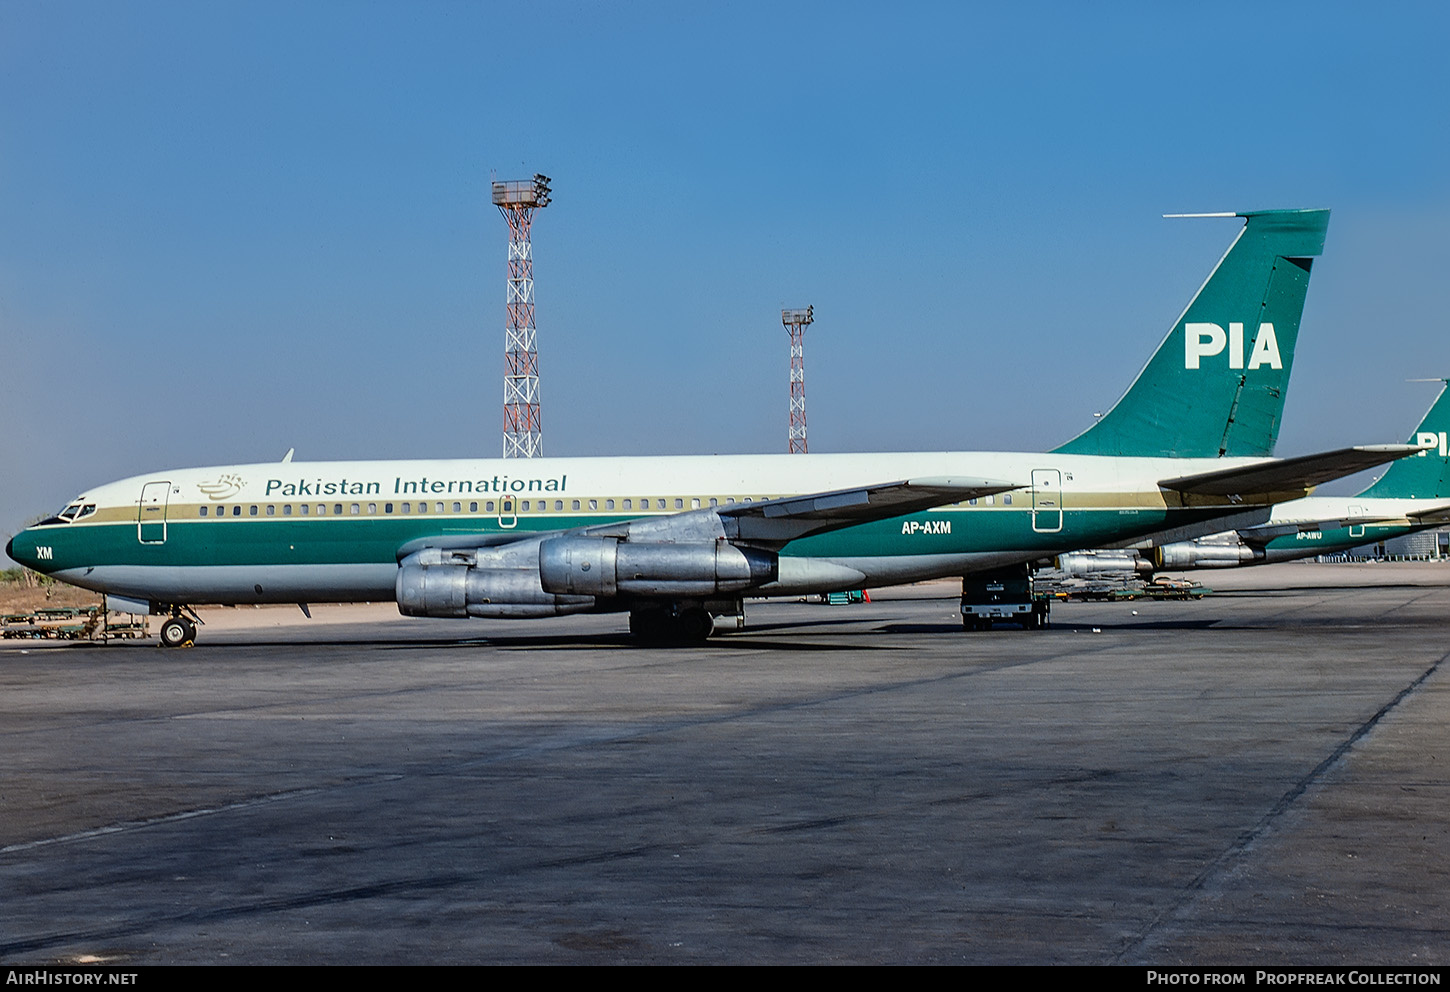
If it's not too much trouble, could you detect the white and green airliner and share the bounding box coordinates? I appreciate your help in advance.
[5,208,1423,645]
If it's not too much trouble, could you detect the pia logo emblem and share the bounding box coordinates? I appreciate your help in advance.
[197,474,246,500]
[1184,322,1282,370]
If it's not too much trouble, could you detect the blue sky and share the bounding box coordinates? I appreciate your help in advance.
[3,1,1448,538]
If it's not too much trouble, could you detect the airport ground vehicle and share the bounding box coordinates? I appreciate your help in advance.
[961,565,1048,630]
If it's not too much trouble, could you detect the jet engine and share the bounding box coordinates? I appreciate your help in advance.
[396,547,594,619]
[1151,540,1262,569]
[1053,551,1152,576]
[538,536,777,598]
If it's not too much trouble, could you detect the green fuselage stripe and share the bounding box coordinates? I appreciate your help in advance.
[1260,522,1414,558]
[20,504,1238,573]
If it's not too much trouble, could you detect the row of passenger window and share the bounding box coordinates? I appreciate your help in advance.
[197,494,1014,519]
[197,496,770,518]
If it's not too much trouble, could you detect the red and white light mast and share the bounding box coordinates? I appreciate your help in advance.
[783,306,814,453]
[492,174,552,458]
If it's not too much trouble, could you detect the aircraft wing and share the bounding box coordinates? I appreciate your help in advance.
[719,476,1021,545]
[395,476,1021,559]
[1159,445,1427,499]
[395,530,543,560]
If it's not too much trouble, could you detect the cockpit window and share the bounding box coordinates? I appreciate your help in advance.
[41,502,98,525]
[37,501,90,526]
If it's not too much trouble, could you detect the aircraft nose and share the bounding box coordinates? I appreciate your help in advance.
[7,532,33,568]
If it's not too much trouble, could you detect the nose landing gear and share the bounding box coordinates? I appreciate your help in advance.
[157,607,202,648]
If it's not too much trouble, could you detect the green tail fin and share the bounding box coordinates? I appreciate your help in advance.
[1053,209,1330,458]
[1356,383,1450,499]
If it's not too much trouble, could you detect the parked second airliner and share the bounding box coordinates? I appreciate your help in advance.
[1061,381,1450,574]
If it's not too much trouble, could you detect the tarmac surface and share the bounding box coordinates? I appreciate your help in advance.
[1,562,1447,965]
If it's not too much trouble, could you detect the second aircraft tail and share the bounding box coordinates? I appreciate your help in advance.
[1356,382,1450,499]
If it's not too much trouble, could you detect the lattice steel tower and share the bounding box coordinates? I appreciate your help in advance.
[783,306,814,453]
[493,174,552,458]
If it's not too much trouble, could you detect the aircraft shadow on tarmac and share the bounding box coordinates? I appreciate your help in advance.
[1217,582,1433,595]
[876,619,1223,634]
[51,628,892,653]
[2,615,1236,656]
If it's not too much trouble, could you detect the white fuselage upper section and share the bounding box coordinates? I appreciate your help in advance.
[1266,495,1442,526]
[63,450,1269,512]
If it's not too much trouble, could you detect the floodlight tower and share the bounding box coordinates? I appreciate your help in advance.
[493,173,552,458]
[782,306,814,453]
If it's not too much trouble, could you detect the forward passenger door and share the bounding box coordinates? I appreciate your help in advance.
[138,481,170,544]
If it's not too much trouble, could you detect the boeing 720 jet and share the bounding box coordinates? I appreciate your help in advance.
[6,208,1424,645]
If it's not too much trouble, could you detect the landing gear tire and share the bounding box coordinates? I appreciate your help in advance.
[159,616,196,649]
[630,607,714,646]
[675,607,714,644]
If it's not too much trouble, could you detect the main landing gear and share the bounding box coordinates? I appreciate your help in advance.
[158,607,203,648]
[628,603,717,646]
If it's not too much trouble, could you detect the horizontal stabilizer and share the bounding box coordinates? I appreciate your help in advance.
[721,476,1021,545]
[1160,445,1427,498]
[1407,502,1450,525]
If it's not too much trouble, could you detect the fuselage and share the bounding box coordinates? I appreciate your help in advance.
[7,450,1287,608]
[1254,493,1441,561]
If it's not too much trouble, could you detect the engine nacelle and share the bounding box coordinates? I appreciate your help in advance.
[538,537,777,597]
[1054,551,1151,576]
[396,560,594,619]
[1152,541,1262,570]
